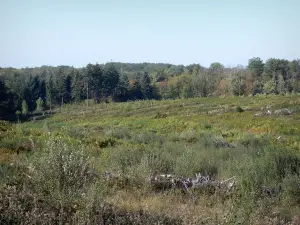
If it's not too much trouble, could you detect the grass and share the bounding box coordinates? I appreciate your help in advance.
[1,94,300,224]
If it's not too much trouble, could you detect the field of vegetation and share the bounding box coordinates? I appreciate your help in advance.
[1,94,300,224]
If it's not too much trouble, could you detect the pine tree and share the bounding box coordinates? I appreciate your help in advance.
[46,75,55,111]
[0,77,13,119]
[114,74,130,101]
[102,63,120,101]
[71,70,84,102]
[26,75,40,112]
[140,72,153,99]
[39,79,47,105]
[130,74,143,100]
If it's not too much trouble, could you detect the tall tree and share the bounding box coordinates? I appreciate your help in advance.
[39,79,47,104]
[5,73,27,111]
[46,75,55,111]
[140,72,153,99]
[102,63,120,101]
[71,70,85,102]
[0,77,14,120]
[264,58,290,94]
[231,69,246,96]
[114,74,130,102]
[130,74,143,100]
[209,62,224,75]
[289,59,300,92]
[248,57,264,80]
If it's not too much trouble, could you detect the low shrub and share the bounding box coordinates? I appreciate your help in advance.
[236,106,244,113]
[105,127,131,139]
[131,132,164,145]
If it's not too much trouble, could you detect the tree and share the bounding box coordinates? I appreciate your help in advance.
[252,80,264,95]
[86,63,103,103]
[209,62,224,75]
[65,74,72,103]
[114,74,130,102]
[193,72,211,97]
[26,75,40,112]
[0,77,14,120]
[5,73,27,112]
[217,78,230,96]
[140,72,153,99]
[165,65,184,77]
[39,79,47,105]
[289,59,300,92]
[56,67,69,106]
[186,64,202,74]
[102,63,120,101]
[36,97,44,113]
[248,57,264,80]
[278,74,286,94]
[167,83,180,99]
[182,83,194,99]
[130,76,143,100]
[231,69,246,96]
[46,75,55,111]
[264,58,290,94]
[22,100,28,115]
[151,70,167,82]
[71,70,85,102]
[263,80,275,94]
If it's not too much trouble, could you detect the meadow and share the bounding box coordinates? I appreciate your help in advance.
[1,94,300,224]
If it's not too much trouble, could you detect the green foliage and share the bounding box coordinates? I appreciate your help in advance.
[231,69,246,96]
[35,97,44,113]
[140,72,154,99]
[1,57,300,121]
[236,106,244,112]
[248,57,264,79]
[21,100,28,115]
[263,79,275,94]
[2,95,300,223]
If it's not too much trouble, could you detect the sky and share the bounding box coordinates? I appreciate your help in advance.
[1,0,299,68]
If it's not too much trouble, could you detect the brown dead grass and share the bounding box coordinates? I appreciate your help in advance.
[106,190,232,224]
[0,148,16,162]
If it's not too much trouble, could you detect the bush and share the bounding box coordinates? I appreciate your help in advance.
[105,127,131,139]
[132,132,164,145]
[0,120,11,133]
[199,132,232,148]
[179,129,198,143]
[281,175,300,206]
[236,106,244,112]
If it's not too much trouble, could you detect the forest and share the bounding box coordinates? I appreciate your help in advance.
[1,57,300,120]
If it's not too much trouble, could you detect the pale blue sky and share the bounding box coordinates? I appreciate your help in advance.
[1,0,299,68]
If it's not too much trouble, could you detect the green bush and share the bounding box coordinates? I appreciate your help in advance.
[236,106,244,112]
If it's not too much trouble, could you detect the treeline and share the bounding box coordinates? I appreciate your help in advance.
[0,58,300,120]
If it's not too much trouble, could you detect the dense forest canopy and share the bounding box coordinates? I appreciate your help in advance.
[1,57,300,120]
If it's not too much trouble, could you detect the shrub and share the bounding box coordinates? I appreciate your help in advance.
[236,106,244,112]
[132,132,164,145]
[154,112,168,119]
[281,175,300,206]
[0,120,11,133]
[105,127,131,139]
[179,129,198,143]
